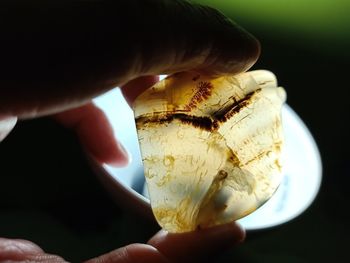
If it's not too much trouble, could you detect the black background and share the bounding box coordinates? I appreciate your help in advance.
[1,5,349,263]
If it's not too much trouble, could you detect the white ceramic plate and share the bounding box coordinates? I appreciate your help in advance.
[93,84,322,231]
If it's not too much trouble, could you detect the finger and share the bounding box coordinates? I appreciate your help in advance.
[0,238,67,262]
[53,102,129,167]
[148,222,245,263]
[121,75,160,106]
[84,243,169,263]
[0,238,43,261]
[1,0,260,119]
[0,116,17,142]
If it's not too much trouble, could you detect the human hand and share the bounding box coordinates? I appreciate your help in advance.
[0,222,244,262]
[0,0,259,262]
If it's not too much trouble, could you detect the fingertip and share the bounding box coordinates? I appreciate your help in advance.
[124,244,170,263]
[196,16,261,76]
[82,129,131,168]
[53,103,131,168]
[141,2,261,77]
[84,244,169,263]
[148,222,246,263]
[234,221,246,243]
[150,222,245,247]
[0,238,44,257]
[104,141,131,168]
[0,116,17,142]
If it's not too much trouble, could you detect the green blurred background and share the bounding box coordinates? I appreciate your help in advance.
[1,1,349,262]
[200,0,350,57]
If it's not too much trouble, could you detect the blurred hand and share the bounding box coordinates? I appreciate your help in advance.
[0,0,259,164]
[0,222,244,263]
[0,0,259,262]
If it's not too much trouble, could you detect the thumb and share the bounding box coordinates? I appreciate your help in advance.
[119,0,260,77]
[0,0,260,119]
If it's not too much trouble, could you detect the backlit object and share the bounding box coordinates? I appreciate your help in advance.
[133,70,286,233]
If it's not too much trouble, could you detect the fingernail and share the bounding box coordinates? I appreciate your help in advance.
[115,141,132,167]
[119,143,131,164]
[234,221,246,243]
[0,116,17,142]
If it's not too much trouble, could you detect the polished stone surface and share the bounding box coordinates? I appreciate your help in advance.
[134,71,286,232]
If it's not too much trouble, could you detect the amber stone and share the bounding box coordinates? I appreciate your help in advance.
[133,70,286,233]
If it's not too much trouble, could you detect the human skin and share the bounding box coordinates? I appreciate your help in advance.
[0,1,260,262]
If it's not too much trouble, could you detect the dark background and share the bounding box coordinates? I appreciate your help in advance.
[1,1,349,262]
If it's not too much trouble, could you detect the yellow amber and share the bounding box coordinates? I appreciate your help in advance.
[133,70,286,233]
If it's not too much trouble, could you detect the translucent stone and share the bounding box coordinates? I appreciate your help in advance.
[133,70,287,233]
